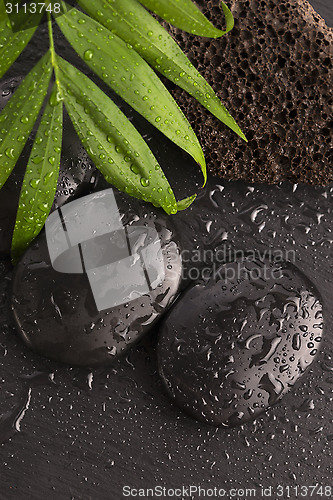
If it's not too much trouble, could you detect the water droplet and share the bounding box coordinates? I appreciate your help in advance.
[20,116,29,124]
[5,148,15,159]
[130,164,140,174]
[29,178,40,189]
[38,203,49,213]
[140,177,149,187]
[84,49,94,61]
[49,88,63,106]
[32,156,43,164]
[43,172,54,184]
[48,156,55,166]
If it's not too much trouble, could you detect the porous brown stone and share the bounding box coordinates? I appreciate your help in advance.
[165,0,332,185]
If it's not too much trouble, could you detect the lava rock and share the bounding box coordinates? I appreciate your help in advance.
[0,76,100,258]
[169,0,333,185]
[11,189,182,366]
[157,256,324,426]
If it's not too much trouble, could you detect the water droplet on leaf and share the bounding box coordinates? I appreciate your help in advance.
[5,148,15,159]
[84,49,94,61]
[32,156,43,164]
[30,178,40,189]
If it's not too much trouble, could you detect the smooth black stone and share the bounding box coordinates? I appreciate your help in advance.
[157,257,324,427]
[0,76,100,258]
[11,190,182,366]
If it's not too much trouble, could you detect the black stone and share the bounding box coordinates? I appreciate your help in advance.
[11,190,182,366]
[157,257,324,426]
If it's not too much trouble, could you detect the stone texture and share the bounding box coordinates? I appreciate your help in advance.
[166,0,332,185]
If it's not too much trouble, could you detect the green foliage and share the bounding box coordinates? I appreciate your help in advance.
[138,0,234,37]
[77,0,246,141]
[0,52,52,188]
[56,55,178,212]
[0,0,246,262]
[0,9,43,79]
[11,80,63,261]
[56,6,206,179]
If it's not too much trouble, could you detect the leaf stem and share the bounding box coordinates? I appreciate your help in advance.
[47,12,55,60]
[47,11,60,85]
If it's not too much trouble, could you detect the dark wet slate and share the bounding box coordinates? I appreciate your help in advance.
[0,176,332,498]
[158,257,324,426]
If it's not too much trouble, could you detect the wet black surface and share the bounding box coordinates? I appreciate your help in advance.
[0,1,332,499]
[1,177,333,499]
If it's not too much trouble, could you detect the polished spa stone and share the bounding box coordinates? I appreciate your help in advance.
[157,256,324,427]
[11,189,182,366]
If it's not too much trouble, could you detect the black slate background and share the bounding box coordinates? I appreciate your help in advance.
[0,2,332,500]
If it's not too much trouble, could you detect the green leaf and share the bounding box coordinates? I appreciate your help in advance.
[55,55,179,214]
[11,82,63,263]
[0,2,7,22]
[77,0,247,142]
[176,193,196,210]
[55,5,206,184]
[138,0,233,38]
[0,10,43,79]
[0,51,53,189]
